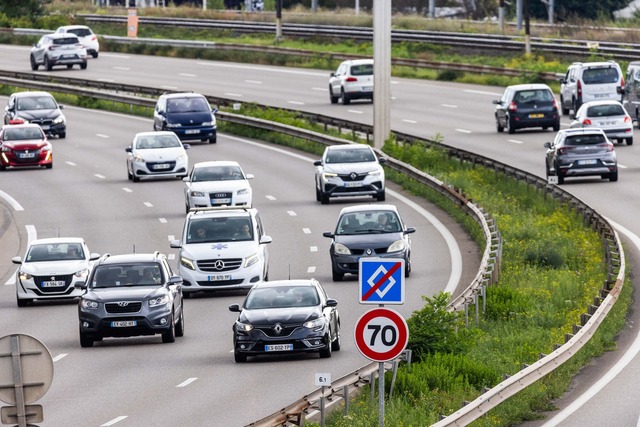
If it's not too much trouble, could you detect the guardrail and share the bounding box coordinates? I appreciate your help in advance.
[0,75,623,426]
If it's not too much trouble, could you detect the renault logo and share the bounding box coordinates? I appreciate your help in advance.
[273,323,283,334]
[117,302,130,307]
[350,172,358,180]
[366,249,373,255]
[214,260,225,270]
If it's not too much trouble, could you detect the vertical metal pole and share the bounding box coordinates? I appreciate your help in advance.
[498,0,505,33]
[355,0,360,15]
[524,0,531,55]
[320,386,325,427]
[373,0,391,150]
[428,0,435,18]
[202,0,206,11]
[378,362,385,427]
[343,385,350,414]
[275,0,282,41]
[516,0,523,30]
[312,0,318,13]
[11,336,27,427]
[548,0,554,24]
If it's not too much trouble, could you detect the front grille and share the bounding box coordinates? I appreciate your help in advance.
[338,172,366,182]
[13,149,41,164]
[29,118,54,126]
[197,258,242,272]
[196,279,245,286]
[105,302,142,314]
[34,274,72,293]
[350,247,389,256]
[255,324,301,337]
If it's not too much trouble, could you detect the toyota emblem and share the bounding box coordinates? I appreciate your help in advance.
[214,260,225,270]
[273,323,283,334]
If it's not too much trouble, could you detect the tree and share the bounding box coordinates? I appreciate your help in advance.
[0,0,49,19]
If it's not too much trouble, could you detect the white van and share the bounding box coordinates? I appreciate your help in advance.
[559,61,624,116]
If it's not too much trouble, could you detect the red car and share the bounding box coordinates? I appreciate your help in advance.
[0,124,52,170]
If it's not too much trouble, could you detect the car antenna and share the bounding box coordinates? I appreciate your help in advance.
[288,264,291,280]
[132,244,136,254]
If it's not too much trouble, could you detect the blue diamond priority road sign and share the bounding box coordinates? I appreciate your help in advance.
[359,258,405,305]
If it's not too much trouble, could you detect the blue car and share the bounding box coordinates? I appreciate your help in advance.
[153,92,217,144]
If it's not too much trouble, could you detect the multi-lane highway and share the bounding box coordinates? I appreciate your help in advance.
[1,45,639,426]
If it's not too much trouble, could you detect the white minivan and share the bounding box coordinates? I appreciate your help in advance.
[559,61,624,117]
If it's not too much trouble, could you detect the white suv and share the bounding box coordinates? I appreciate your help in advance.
[30,33,87,71]
[169,207,271,297]
[559,61,624,116]
[328,59,374,105]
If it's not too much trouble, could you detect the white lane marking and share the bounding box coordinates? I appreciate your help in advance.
[122,188,133,193]
[307,266,316,273]
[310,246,318,252]
[312,87,327,92]
[287,211,297,216]
[159,218,167,224]
[66,161,77,166]
[619,164,628,169]
[101,416,128,426]
[455,128,472,133]
[288,101,305,105]
[176,378,198,388]
[224,92,243,97]
[112,66,130,71]
[303,228,311,234]
[391,80,399,85]
[508,139,524,144]
[144,202,153,207]
[541,219,640,426]
[96,134,109,139]
[222,133,463,294]
[0,189,24,211]
[348,110,363,114]
[198,61,326,77]
[179,73,196,77]
[52,353,67,362]
[95,174,106,179]
[168,235,175,241]
[101,54,130,59]
[464,89,503,96]
[265,195,276,200]
[441,104,458,108]
[26,225,36,243]
[245,80,262,84]
[168,254,175,260]
[402,119,417,124]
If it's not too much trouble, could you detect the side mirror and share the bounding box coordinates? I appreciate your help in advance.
[246,173,255,180]
[59,105,64,110]
[378,157,387,164]
[229,303,241,312]
[322,232,334,238]
[89,253,101,261]
[183,144,190,150]
[259,235,273,245]
[559,78,566,84]
[168,275,183,286]
[492,100,501,105]
[212,108,219,114]
[313,160,322,166]
[169,240,182,249]
[182,176,189,182]
[330,72,335,78]
[404,227,416,235]
[11,256,22,265]
[325,298,338,307]
[74,282,87,290]
[125,147,132,153]
[616,86,624,95]
[544,142,552,149]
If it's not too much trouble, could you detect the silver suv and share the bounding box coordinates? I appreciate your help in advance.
[559,61,624,116]
[30,33,87,71]
[329,59,374,105]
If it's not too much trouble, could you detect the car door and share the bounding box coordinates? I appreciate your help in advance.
[495,88,510,126]
[561,67,575,109]
[330,62,346,94]
[3,95,17,124]
[32,36,47,63]
[153,97,167,130]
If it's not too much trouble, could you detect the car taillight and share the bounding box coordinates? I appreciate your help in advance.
[577,80,582,98]
[345,77,358,82]
[624,116,631,123]
[582,119,592,125]
[621,77,625,91]
[508,101,517,112]
[9,118,24,125]
[91,35,97,41]
[557,146,574,155]
[598,142,614,152]
[552,98,558,111]
[48,45,57,51]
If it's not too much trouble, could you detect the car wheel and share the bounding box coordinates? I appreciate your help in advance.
[45,163,52,169]
[209,136,217,144]
[80,61,87,70]
[320,191,330,205]
[553,121,560,132]
[0,164,6,171]
[185,201,190,214]
[556,165,564,185]
[332,262,343,282]
[609,170,619,182]
[44,56,52,71]
[331,326,341,351]
[132,174,140,183]
[79,330,94,348]
[315,185,321,202]
[234,352,247,363]
[376,191,386,202]
[506,116,515,134]
[58,132,66,139]
[67,64,73,69]
[175,309,185,337]
[162,313,176,343]
[329,86,339,104]
[127,169,133,181]
[319,334,332,358]
[626,137,633,145]
[183,291,192,299]
[496,117,504,133]
[572,99,580,117]
[16,296,31,307]
[92,52,99,58]
[341,88,350,105]
[30,55,38,71]
[560,96,569,115]
[405,255,411,278]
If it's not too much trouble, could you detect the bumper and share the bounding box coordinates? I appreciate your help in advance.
[170,127,216,142]
[188,193,252,209]
[178,261,263,292]
[321,179,384,199]
[602,127,633,139]
[132,159,188,179]
[332,252,408,275]
[17,277,83,300]
[78,307,173,338]
[511,115,559,129]
[233,329,329,356]
[1,152,52,168]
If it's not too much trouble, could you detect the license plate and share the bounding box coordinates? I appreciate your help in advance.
[153,163,171,170]
[185,129,200,134]
[111,320,137,327]
[265,344,293,352]
[211,198,231,204]
[41,280,65,287]
[19,152,36,159]
[41,125,50,130]
[344,181,363,188]
[578,159,597,165]
[598,122,615,126]
[594,94,609,98]
[208,274,231,281]
[529,113,544,118]
[362,86,373,92]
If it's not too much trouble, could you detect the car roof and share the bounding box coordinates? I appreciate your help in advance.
[578,61,621,69]
[580,100,627,107]
[2,123,43,131]
[162,92,205,99]
[338,204,400,215]
[250,279,319,290]
[193,160,241,168]
[342,58,373,65]
[506,83,552,91]
[558,128,607,136]
[47,33,79,40]
[134,131,179,138]
[58,25,91,30]
[187,206,256,218]
[29,237,86,245]
[13,91,55,99]
[325,144,373,152]
[99,253,164,264]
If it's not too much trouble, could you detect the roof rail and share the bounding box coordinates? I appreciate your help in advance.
[98,253,111,262]
[189,205,252,214]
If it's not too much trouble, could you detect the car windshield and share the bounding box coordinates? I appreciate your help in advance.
[336,211,401,235]
[136,135,181,149]
[17,96,57,111]
[564,134,607,146]
[187,217,253,243]
[193,166,243,181]
[26,243,85,262]
[245,286,319,309]
[325,148,375,164]
[3,127,43,141]
[350,64,373,76]
[91,263,162,288]
[514,89,553,103]
[582,67,619,84]
[167,97,210,113]
[586,104,626,117]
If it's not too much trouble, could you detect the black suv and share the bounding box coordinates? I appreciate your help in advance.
[3,91,66,138]
[76,252,185,347]
[493,83,560,134]
[153,92,218,144]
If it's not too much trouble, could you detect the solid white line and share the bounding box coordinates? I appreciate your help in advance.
[287,211,297,216]
[455,128,472,134]
[161,85,178,90]
[441,104,458,108]
[464,89,503,96]
[198,61,326,77]
[224,93,243,97]
[178,73,196,77]
[52,353,67,362]
[312,87,327,92]
[101,416,128,426]
[402,119,417,124]
[310,246,318,252]
[66,161,77,166]
[303,228,311,234]
[112,66,130,71]
[244,80,262,84]
[97,78,115,83]
[307,266,316,273]
[96,134,109,138]
[541,219,640,426]
[288,101,305,105]
[176,377,198,388]
[618,164,628,169]
[0,189,24,211]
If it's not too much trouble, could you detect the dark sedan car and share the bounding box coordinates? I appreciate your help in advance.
[323,204,415,281]
[229,279,341,363]
[493,83,560,134]
[76,253,184,348]
[4,91,67,138]
[0,123,52,170]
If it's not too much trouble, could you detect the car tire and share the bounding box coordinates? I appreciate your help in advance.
[331,326,341,351]
[496,117,504,133]
[234,352,247,363]
[331,262,343,282]
[329,86,339,104]
[80,330,94,348]
[319,334,332,358]
[80,61,87,70]
[185,201,190,214]
[127,168,133,181]
[183,291,192,299]
[320,191,330,205]
[67,64,73,69]
[58,132,66,139]
[556,166,564,185]
[92,52,99,58]
[16,296,31,307]
[0,164,6,171]
[44,56,52,71]
[162,313,176,343]
[175,309,185,337]
[609,170,619,182]
[30,55,39,71]
[626,138,633,145]
[315,185,321,202]
[506,117,515,134]
[560,96,569,115]
[45,163,52,169]
[132,174,140,183]
[341,88,350,105]
[405,256,411,278]
[209,136,217,144]
[553,121,560,132]
[376,191,386,202]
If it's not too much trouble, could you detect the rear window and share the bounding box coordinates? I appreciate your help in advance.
[565,134,606,146]
[350,64,373,76]
[55,37,79,45]
[586,104,626,117]
[69,28,92,37]
[514,89,554,103]
[582,67,619,84]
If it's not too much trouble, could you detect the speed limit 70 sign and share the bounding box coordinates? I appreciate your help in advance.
[354,308,409,362]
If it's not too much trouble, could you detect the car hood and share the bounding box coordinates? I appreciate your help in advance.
[182,241,258,259]
[322,162,381,174]
[16,109,62,121]
[333,232,404,248]
[21,260,87,275]
[137,147,186,161]
[167,111,212,125]
[1,140,49,150]
[86,286,163,302]
[187,180,250,192]
[240,306,321,324]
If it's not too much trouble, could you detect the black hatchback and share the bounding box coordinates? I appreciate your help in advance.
[493,84,560,134]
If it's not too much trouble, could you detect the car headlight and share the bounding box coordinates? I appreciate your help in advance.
[244,253,260,268]
[322,172,338,181]
[1,146,12,153]
[81,299,99,310]
[237,188,249,195]
[304,317,326,330]
[18,271,32,281]
[149,294,170,308]
[75,268,89,278]
[53,115,65,125]
[133,154,145,163]
[177,152,187,160]
[166,122,181,128]
[368,169,382,177]
[180,256,196,271]
[235,321,253,332]
[388,239,406,253]
[189,191,205,197]
[334,243,351,255]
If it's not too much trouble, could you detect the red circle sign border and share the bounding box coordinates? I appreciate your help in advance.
[354,308,408,362]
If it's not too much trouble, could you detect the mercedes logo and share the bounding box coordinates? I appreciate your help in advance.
[214,260,225,270]
[366,249,373,255]
[117,302,130,307]
[350,172,358,180]
[273,323,283,334]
